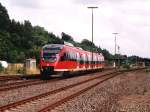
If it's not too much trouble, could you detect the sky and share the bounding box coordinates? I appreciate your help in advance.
[0,0,150,58]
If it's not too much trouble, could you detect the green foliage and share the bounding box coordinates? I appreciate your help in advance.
[102,49,113,60]
[0,3,64,63]
[145,67,150,72]
[122,64,130,69]
[80,39,94,51]
[0,63,3,72]
[81,39,94,46]
[0,3,10,31]
[0,31,12,61]
[32,26,49,46]
[61,32,74,42]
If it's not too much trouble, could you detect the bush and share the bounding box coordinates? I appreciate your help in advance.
[17,68,24,74]
[0,63,4,72]
[145,67,150,72]
[122,64,130,69]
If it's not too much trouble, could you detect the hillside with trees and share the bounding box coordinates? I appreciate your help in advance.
[0,3,150,65]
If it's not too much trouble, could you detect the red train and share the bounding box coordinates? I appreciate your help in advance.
[40,44,105,77]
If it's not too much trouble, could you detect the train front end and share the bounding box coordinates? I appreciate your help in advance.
[40,44,64,77]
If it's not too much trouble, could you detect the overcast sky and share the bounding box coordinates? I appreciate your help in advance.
[0,0,150,58]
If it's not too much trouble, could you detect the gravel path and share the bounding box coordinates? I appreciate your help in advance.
[51,70,150,112]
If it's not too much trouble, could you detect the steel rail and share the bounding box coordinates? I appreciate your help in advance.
[39,73,119,112]
[39,69,144,112]
[0,76,21,81]
[0,69,114,92]
[0,79,59,92]
[0,70,120,111]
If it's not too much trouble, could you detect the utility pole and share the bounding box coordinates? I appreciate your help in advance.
[117,45,120,68]
[87,6,98,68]
[112,33,119,68]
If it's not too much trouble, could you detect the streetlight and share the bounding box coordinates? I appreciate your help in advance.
[112,32,119,68]
[87,6,98,68]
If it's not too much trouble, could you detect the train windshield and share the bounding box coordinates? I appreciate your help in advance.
[42,46,62,62]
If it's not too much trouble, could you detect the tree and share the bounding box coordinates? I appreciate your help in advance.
[102,49,113,60]
[81,39,94,46]
[80,39,95,51]
[61,32,74,42]
[0,31,13,61]
[48,33,63,44]
[32,26,49,46]
[0,3,10,31]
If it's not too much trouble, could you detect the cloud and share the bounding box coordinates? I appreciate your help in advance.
[74,0,100,5]
[0,0,150,57]
[9,0,42,9]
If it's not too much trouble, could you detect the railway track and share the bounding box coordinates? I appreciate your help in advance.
[0,78,62,92]
[0,69,115,93]
[0,69,137,112]
[0,76,21,82]
[0,79,43,92]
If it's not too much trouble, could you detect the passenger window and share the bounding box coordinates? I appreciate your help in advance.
[60,52,68,61]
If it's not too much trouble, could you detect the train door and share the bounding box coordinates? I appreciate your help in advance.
[76,52,80,69]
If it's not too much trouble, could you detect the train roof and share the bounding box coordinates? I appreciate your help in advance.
[42,44,64,49]
[42,44,103,56]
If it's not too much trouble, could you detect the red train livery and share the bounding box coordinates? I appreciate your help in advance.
[40,44,105,76]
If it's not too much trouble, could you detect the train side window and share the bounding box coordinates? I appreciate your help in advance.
[88,55,91,64]
[98,57,100,64]
[81,54,86,64]
[60,52,69,61]
[72,51,76,61]
[80,54,84,64]
[60,52,66,61]
[96,56,98,64]
[70,51,74,61]
[76,53,80,62]
[84,54,86,64]
[69,51,73,61]
[86,55,88,64]
[85,55,88,64]
[88,55,90,64]
[67,52,70,60]
[93,55,95,64]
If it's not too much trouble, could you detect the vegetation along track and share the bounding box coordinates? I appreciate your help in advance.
[0,68,142,112]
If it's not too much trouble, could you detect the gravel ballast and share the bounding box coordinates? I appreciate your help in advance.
[0,71,111,107]
[5,76,104,112]
[52,70,150,112]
